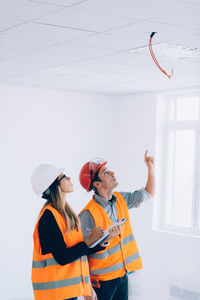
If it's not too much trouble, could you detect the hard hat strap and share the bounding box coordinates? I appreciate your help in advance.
[42,174,67,199]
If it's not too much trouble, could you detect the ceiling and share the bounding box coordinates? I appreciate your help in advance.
[0,0,200,95]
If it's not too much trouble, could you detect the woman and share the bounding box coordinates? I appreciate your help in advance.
[31,163,105,300]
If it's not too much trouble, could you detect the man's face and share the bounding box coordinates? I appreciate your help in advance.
[95,165,118,191]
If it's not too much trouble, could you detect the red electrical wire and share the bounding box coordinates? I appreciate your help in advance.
[149,32,173,79]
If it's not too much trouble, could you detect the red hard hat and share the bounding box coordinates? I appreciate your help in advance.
[79,157,107,192]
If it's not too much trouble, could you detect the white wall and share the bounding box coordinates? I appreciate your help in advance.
[1,84,200,300]
[115,92,200,300]
[0,84,117,300]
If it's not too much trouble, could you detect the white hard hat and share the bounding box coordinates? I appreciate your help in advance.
[31,164,64,197]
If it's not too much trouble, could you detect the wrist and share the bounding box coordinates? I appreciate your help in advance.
[148,166,155,173]
[85,238,91,247]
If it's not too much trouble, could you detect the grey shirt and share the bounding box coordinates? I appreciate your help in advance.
[79,187,152,240]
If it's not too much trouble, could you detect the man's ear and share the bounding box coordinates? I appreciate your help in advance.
[93,181,101,189]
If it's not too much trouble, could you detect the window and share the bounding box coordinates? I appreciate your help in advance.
[155,91,200,236]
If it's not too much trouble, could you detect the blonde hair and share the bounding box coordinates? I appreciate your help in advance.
[40,181,80,234]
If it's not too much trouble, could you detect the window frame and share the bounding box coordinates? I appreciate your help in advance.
[156,90,200,237]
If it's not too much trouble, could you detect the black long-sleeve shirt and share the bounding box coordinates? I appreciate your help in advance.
[38,209,102,266]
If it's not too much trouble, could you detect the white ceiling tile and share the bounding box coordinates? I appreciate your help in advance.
[29,0,89,7]
[21,71,76,83]
[94,67,159,83]
[152,6,200,30]
[0,59,48,76]
[42,65,100,77]
[38,7,137,32]
[11,52,81,66]
[71,33,147,51]
[67,76,114,86]
[92,52,152,68]
[88,83,145,95]
[148,57,200,85]
[3,42,116,70]
[91,75,136,86]
[26,43,116,59]
[172,57,200,76]
[62,51,156,74]
[0,47,26,59]
[0,25,94,52]
[4,22,96,45]
[0,32,58,51]
[11,71,105,90]
[67,59,125,73]
[0,18,25,32]
[0,0,63,21]
[0,70,81,91]
[76,0,194,19]
[175,0,200,3]
[107,20,200,43]
[0,77,38,87]
[173,33,200,48]
[0,0,199,95]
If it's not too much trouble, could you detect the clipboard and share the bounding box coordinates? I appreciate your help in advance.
[89,218,128,248]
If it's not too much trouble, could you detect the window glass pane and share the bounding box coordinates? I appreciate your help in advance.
[165,130,195,228]
[198,205,200,231]
[168,99,175,121]
[165,131,174,225]
[198,190,200,231]
[176,97,199,121]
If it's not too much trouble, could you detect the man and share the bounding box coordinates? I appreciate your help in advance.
[79,150,155,300]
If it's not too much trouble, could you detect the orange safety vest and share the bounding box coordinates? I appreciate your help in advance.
[81,192,143,281]
[32,204,91,300]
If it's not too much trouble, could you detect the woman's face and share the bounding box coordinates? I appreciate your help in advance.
[58,173,74,193]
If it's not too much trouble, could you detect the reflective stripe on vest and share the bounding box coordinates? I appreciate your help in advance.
[32,255,87,268]
[90,261,124,276]
[90,252,140,276]
[89,234,135,260]
[33,275,90,291]
[125,252,140,265]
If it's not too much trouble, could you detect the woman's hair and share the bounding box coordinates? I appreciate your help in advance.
[40,178,80,233]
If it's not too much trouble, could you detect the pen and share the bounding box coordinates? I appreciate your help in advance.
[87,228,92,232]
